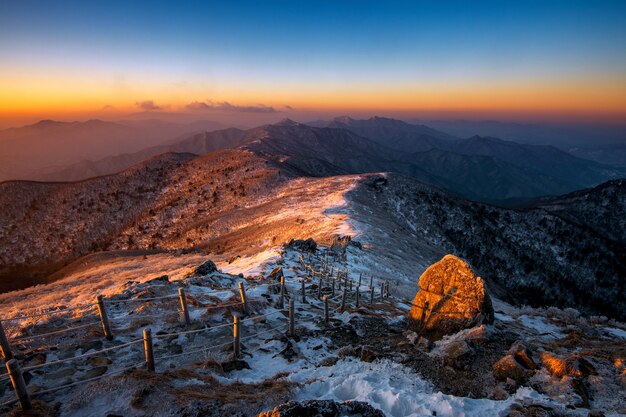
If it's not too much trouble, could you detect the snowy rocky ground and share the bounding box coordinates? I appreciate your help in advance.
[0,243,624,417]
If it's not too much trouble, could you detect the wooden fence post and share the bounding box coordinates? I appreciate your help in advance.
[340,287,347,312]
[355,287,360,308]
[0,320,13,360]
[301,280,306,303]
[278,276,285,309]
[331,277,335,296]
[380,283,385,301]
[96,295,113,340]
[6,359,30,410]
[317,276,322,298]
[369,275,373,288]
[370,286,375,305]
[323,295,329,325]
[178,288,191,325]
[349,279,353,292]
[358,273,362,289]
[288,300,295,337]
[233,314,240,358]
[143,328,155,372]
[238,282,248,315]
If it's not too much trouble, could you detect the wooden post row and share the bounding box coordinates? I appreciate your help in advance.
[318,276,322,299]
[143,328,155,372]
[288,300,295,337]
[6,359,30,410]
[238,282,248,315]
[0,320,13,360]
[178,288,191,325]
[323,295,329,325]
[233,314,240,358]
[279,276,285,309]
[96,295,113,340]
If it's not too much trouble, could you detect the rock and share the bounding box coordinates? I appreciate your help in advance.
[407,255,495,340]
[24,353,46,367]
[87,356,112,367]
[566,356,597,378]
[47,366,76,380]
[493,354,529,384]
[275,340,299,361]
[318,356,339,367]
[508,340,537,370]
[588,411,605,417]
[83,366,108,379]
[288,238,317,252]
[258,400,384,417]
[195,259,218,276]
[80,340,103,353]
[360,346,375,363]
[337,345,357,359]
[267,266,283,281]
[440,339,473,369]
[147,275,169,284]
[221,359,250,372]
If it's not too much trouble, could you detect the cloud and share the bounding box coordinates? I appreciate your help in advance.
[185,100,278,113]
[136,100,161,111]
[102,104,116,110]
[185,101,211,111]
[284,105,293,110]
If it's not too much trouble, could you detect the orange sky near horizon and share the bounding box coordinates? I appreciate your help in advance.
[1,72,625,127]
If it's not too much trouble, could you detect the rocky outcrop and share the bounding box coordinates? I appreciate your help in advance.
[194,259,218,276]
[258,400,385,417]
[287,238,317,252]
[408,255,494,340]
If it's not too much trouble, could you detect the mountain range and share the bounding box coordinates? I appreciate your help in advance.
[8,116,623,204]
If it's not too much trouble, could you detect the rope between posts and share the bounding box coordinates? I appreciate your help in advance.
[33,362,143,397]
[204,301,243,309]
[1,304,96,322]
[22,339,144,371]
[240,324,288,342]
[152,321,232,339]
[1,398,18,409]
[106,294,179,303]
[11,321,100,342]
[156,341,233,361]
[238,310,285,324]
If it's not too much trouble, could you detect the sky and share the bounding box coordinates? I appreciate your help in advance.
[0,0,625,127]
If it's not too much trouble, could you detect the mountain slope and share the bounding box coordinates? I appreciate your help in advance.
[241,120,579,201]
[0,118,227,181]
[309,116,456,153]
[45,128,246,181]
[454,135,625,187]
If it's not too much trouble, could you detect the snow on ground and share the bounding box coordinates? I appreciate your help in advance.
[518,315,565,340]
[604,327,626,340]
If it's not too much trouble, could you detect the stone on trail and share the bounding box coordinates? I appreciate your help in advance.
[408,254,494,340]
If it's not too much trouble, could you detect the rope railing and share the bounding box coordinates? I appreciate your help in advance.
[21,339,144,372]
[11,321,101,343]
[105,294,179,303]
[152,321,232,340]
[0,304,96,322]
[33,362,143,397]
[156,341,233,362]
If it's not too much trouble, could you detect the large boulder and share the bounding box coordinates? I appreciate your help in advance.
[408,255,494,340]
